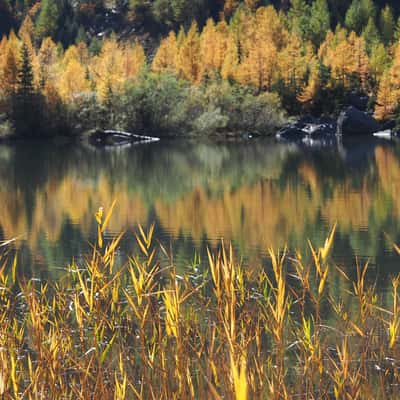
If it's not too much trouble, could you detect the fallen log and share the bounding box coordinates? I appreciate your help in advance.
[90,129,160,145]
[103,130,160,142]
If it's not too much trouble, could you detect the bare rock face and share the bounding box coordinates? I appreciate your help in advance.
[337,106,381,136]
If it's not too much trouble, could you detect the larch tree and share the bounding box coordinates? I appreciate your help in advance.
[374,69,397,120]
[278,33,307,94]
[213,21,229,70]
[122,40,146,79]
[37,37,58,89]
[350,32,369,90]
[221,34,239,81]
[369,42,390,83]
[1,45,18,96]
[90,36,124,99]
[152,31,179,73]
[199,19,228,79]
[199,18,218,78]
[177,22,201,83]
[57,57,90,101]
[18,15,35,53]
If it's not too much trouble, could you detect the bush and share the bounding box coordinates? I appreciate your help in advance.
[94,73,287,137]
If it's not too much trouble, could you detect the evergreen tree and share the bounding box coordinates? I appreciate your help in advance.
[380,5,395,45]
[362,17,380,54]
[17,42,35,100]
[13,42,40,136]
[395,17,400,42]
[35,0,60,42]
[0,0,14,38]
[288,0,310,40]
[309,0,330,47]
[345,0,376,35]
[345,0,362,33]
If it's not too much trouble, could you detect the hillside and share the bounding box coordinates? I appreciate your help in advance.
[2,1,400,46]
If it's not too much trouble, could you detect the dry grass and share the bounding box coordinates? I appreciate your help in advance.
[0,210,399,399]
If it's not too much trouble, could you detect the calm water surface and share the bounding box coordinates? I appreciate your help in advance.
[1,138,400,294]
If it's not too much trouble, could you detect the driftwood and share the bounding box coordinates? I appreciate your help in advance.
[90,129,160,146]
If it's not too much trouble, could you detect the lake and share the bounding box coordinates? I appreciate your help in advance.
[1,137,400,295]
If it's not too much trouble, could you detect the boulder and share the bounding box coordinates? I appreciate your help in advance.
[346,92,369,111]
[337,106,381,136]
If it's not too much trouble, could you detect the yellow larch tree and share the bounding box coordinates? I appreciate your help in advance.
[90,36,125,100]
[76,41,90,65]
[0,35,9,88]
[1,45,18,96]
[122,40,145,79]
[255,6,288,49]
[369,43,390,83]
[37,37,58,86]
[388,41,400,92]
[278,33,307,94]
[374,69,398,120]
[200,18,218,78]
[221,34,239,81]
[62,45,81,67]
[237,38,277,91]
[323,32,354,88]
[200,19,229,79]
[18,16,35,55]
[348,32,369,90]
[152,31,178,73]
[57,49,91,101]
[177,22,201,83]
[0,33,20,97]
[298,57,321,104]
[214,21,229,70]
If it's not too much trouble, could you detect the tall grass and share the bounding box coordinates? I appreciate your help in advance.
[0,211,399,399]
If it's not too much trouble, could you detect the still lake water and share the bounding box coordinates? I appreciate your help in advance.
[1,137,400,294]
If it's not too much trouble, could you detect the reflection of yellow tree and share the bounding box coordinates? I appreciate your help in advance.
[0,174,147,252]
[375,146,400,216]
[155,181,321,250]
[2,145,400,269]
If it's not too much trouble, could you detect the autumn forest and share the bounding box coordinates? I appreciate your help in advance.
[1,0,400,137]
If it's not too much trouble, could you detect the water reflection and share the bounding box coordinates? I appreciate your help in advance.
[0,138,400,287]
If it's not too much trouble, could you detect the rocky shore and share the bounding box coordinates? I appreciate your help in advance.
[277,105,397,146]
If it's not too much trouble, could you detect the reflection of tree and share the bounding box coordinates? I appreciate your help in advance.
[1,140,400,287]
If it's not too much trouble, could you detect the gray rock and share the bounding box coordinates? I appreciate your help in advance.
[337,106,381,136]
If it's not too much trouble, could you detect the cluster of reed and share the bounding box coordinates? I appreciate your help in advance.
[0,207,399,399]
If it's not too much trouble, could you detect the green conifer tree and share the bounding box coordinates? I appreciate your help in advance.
[13,42,40,137]
[345,0,376,35]
[288,0,310,39]
[35,0,60,42]
[309,0,330,46]
[380,5,395,45]
[362,17,380,54]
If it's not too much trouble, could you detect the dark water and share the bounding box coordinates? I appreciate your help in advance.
[1,137,400,294]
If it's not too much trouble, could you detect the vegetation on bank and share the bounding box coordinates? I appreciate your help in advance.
[1,211,400,398]
[2,1,400,137]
